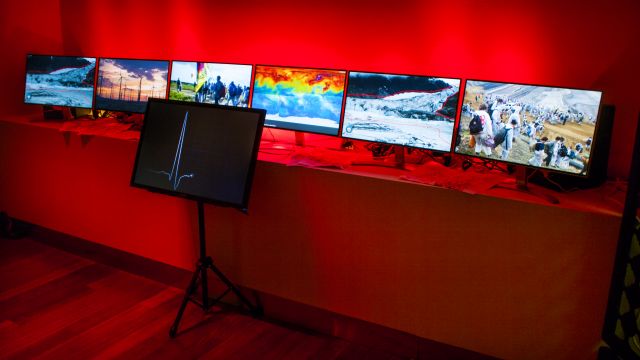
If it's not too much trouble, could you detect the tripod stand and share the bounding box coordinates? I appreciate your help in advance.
[169,201,263,338]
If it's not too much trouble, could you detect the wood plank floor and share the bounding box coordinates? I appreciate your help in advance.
[0,238,406,360]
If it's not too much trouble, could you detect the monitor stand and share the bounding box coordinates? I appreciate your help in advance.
[42,106,74,120]
[170,201,262,337]
[295,131,305,147]
[490,166,560,204]
[259,129,295,153]
[70,107,94,120]
[351,145,408,170]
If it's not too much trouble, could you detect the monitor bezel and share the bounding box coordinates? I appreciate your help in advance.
[251,64,348,137]
[23,53,98,110]
[341,69,462,153]
[94,57,171,114]
[130,98,266,211]
[455,78,604,178]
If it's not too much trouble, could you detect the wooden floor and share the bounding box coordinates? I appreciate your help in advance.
[0,238,405,359]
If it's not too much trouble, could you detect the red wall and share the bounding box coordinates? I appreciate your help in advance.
[1,0,639,178]
[0,1,635,358]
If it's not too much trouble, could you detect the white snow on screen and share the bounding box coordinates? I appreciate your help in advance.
[342,88,456,151]
[25,63,95,107]
[480,82,601,119]
[266,114,339,128]
[343,107,453,151]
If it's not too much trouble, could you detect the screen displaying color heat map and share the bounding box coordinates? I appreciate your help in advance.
[342,72,460,151]
[251,66,346,136]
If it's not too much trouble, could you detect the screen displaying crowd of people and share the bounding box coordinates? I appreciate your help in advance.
[455,80,602,175]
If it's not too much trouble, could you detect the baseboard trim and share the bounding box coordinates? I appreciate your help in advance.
[25,224,497,360]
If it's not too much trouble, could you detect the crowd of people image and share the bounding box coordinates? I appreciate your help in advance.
[459,94,595,174]
[175,75,250,106]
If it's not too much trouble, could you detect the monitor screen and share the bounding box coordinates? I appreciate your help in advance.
[342,71,460,152]
[24,54,96,108]
[131,99,265,209]
[169,61,253,107]
[95,58,169,113]
[251,65,346,136]
[455,80,603,176]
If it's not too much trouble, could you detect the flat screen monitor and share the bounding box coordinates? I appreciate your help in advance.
[455,80,603,176]
[342,71,460,152]
[95,58,169,113]
[24,54,96,108]
[169,61,252,107]
[251,65,346,136]
[131,99,266,210]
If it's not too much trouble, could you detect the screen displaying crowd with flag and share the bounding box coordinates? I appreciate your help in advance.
[169,61,252,108]
[455,80,603,176]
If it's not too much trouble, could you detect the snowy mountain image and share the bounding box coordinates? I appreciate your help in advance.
[342,73,459,151]
[478,82,601,120]
[24,55,96,108]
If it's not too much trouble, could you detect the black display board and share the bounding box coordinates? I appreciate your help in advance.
[131,98,265,211]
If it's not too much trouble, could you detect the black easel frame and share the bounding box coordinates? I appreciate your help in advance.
[169,201,262,338]
[600,113,640,358]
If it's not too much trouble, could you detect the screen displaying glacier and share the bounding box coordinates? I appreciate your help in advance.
[455,80,603,175]
[24,55,96,108]
[251,66,346,136]
[342,72,460,151]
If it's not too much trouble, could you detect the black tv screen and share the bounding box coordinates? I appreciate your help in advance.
[95,58,169,113]
[24,54,96,108]
[131,99,265,209]
[342,71,460,152]
[251,65,347,136]
[455,80,603,176]
[169,61,253,107]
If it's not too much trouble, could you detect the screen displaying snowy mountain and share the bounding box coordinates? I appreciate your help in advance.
[169,61,252,107]
[24,55,96,108]
[455,80,603,176]
[342,72,460,151]
[95,58,169,113]
[251,66,346,136]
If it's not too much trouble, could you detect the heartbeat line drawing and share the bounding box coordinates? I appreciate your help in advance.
[151,111,194,190]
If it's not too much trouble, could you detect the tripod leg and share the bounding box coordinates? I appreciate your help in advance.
[201,260,209,310]
[207,261,262,317]
[169,265,201,338]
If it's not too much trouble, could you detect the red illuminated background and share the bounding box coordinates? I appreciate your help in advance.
[1,0,638,172]
[1,1,639,359]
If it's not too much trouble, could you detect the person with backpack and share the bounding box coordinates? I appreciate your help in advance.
[490,98,505,135]
[557,142,570,169]
[528,140,545,167]
[500,118,517,160]
[567,146,586,172]
[547,136,563,167]
[213,75,225,105]
[469,103,493,156]
[543,137,557,167]
[508,107,521,142]
[585,137,593,151]
[228,81,239,106]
